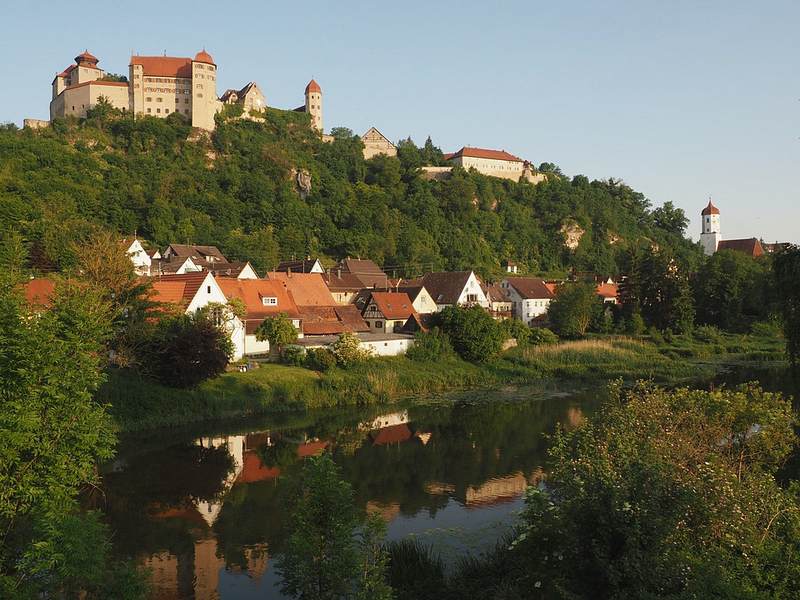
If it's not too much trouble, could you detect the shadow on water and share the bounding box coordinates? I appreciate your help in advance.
[94,371,798,599]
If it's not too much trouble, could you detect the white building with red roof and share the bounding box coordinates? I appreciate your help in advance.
[50,50,130,120]
[444,146,545,183]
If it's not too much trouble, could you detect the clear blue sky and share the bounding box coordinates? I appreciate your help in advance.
[1,0,797,243]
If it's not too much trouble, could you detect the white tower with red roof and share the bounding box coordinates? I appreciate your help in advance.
[304,79,322,132]
[700,199,722,255]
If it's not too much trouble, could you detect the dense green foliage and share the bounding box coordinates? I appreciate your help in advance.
[255,312,298,352]
[405,327,455,362]
[135,313,233,388]
[547,283,602,338]
[693,249,774,331]
[773,245,800,365]
[277,454,392,600]
[0,112,700,279]
[435,305,506,363]
[0,280,145,598]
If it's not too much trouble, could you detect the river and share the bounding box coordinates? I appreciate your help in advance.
[95,368,797,600]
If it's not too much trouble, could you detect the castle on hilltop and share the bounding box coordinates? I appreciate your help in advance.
[48,49,322,133]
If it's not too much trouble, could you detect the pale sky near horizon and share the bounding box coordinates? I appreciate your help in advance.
[1,0,797,243]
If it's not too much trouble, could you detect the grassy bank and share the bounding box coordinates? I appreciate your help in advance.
[99,331,787,432]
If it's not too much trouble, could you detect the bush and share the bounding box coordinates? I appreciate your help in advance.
[306,348,337,371]
[548,283,601,339]
[406,328,454,362]
[330,332,372,367]
[626,312,646,335]
[694,324,723,344]
[500,319,532,346]
[281,345,306,366]
[750,321,782,338]
[529,327,558,346]
[648,326,665,345]
[435,306,505,363]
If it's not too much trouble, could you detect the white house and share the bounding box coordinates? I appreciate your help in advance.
[123,238,151,276]
[396,285,438,314]
[149,272,246,360]
[276,258,324,274]
[501,277,555,326]
[417,271,490,311]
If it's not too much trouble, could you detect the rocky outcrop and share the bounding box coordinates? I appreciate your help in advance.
[292,168,312,198]
[561,221,585,251]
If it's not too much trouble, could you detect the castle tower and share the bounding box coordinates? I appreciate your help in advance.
[700,199,721,256]
[191,50,219,131]
[304,79,322,132]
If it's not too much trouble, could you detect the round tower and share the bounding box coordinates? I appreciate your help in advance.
[700,199,721,255]
[304,79,322,132]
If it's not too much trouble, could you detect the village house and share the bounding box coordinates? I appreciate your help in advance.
[360,291,418,333]
[148,272,245,360]
[205,262,259,279]
[122,238,151,276]
[338,258,390,289]
[414,271,490,311]
[321,269,365,305]
[266,271,369,336]
[502,260,519,274]
[501,277,555,326]
[596,281,619,304]
[394,285,438,315]
[151,255,201,276]
[219,82,265,113]
[361,127,397,160]
[275,258,324,274]
[216,278,301,356]
[484,283,513,319]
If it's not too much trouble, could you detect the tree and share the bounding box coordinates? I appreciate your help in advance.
[277,454,392,600]
[255,312,298,356]
[693,249,773,330]
[651,201,689,236]
[0,280,146,598]
[547,283,600,338]
[136,313,233,387]
[330,332,372,367]
[773,244,800,365]
[435,305,504,363]
[510,382,800,598]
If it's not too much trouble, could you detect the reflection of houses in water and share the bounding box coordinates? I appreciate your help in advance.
[366,500,401,522]
[363,410,409,431]
[424,469,546,508]
[366,410,433,447]
[195,435,246,526]
[371,423,413,446]
[565,406,586,429]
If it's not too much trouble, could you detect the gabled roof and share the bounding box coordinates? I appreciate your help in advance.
[367,292,416,320]
[216,278,300,320]
[447,147,523,163]
[361,127,394,146]
[205,261,257,278]
[276,259,321,274]
[130,56,193,78]
[485,283,511,303]
[418,271,474,305]
[266,272,337,307]
[505,277,554,300]
[220,81,260,103]
[151,256,198,275]
[148,272,210,308]
[340,258,389,288]
[166,244,227,261]
[701,200,720,216]
[322,270,365,292]
[23,279,56,307]
[395,285,425,303]
[299,305,369,335]
[596,282,619,299]
[717,238,764,258]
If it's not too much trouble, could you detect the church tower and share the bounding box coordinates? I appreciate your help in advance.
[700,199,721,256]
[304,79,322,132]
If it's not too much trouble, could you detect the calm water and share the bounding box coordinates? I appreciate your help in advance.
[95,370,798,600]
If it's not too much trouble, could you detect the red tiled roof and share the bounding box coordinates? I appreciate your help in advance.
[305,79,321,94]
[194,49,215,65]
[701,200,720,216]
[717,238,764,258]
[75,50,98,63]
[322,270,365,292]
[297,440,328,457]
[368,292,415,320]
[266,272,337,307]
[23,279,56,307]
[506,277,554,300]
[596,282,619,299]
[448,147,523,163]
[299,305,369,335]
[216,277,300,320]
[130,56,193,78]
[340,258,389,289]
[148,272,209,308]
[371,424,413,446]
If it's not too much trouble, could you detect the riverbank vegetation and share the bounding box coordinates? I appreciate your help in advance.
[385,382,800,599]
[101,325,786,432]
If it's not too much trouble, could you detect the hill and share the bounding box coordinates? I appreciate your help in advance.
[0,107,702,278]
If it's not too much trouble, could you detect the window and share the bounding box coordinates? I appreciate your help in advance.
[375,321,383,329]
[156,97,163,102]
[146,97,152,102]
[207,286,211,294]
[165,109,169,114]
[146,108,151,113]
[184,98,189,104]
[156,108,160,113]
[197,93,203,98]
[261,297,277,306]
[184,109,190,114]
[466,293,478,303]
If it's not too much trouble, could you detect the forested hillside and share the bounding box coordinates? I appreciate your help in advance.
[0,107,701,277]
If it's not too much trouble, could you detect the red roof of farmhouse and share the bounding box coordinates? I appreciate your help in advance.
[216,278,301,320]
[596,282,619,299]
[369,292,416,320]
[148,272,209,308]
[266,272,337,306]
[130,55,193,78]
[448,147,523,163]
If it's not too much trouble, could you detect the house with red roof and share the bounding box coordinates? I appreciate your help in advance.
[148,272,246,360]
[361,291,418,333]
[501,277,555,325]
[444,146,545,183]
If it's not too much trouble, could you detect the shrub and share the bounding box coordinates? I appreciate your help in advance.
[648,326,665,345]
[548,283,601,339]
[694,324,723,344]
[529,327,558,346]
[330,332,372,367]
[750,321,782,338]
[406,328,454,362]
[626,312,646,335]
[281,345,306,366]
[435,305,505,363]
[500,318,532,346]
[306,348,337,371]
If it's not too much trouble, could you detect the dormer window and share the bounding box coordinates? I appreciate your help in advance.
[262,297,277,306]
